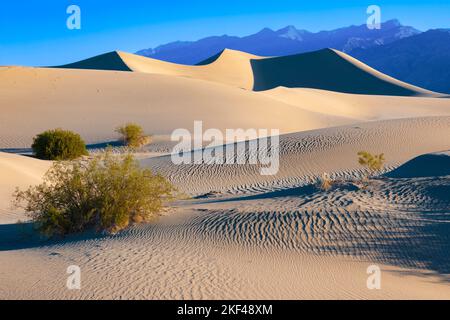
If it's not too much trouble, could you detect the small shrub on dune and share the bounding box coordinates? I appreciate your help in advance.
[317,172,333,191]
[13,151,175,237]
[32,129,88,160]
[115,123,151,149]
[357,151,386,179]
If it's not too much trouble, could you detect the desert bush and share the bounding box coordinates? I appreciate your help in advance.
[357,151,386,178]
[115,123,151,149]
[32,129,88,160]
[317,172,333,191]
[13,152,175,237]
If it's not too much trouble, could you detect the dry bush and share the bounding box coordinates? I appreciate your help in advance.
[13,151,175,237]
[318,172,333,191]
[115,123,151,149]
[357,151,386,178]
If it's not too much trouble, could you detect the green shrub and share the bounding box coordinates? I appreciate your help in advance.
[13,152,175,237]
[115,123,151,149]
[357,151,386,177]
[32,129,88,160]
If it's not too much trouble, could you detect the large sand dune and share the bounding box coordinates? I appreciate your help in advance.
[57,49,260,90]
[57,48,441,96]
[251,49,437,95]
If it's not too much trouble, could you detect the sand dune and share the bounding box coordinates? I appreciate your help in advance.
[386,151,450,178]
[122,49,261,90]
[260,87,450,121]
[54,51,133,72]
[251,49,437,95]
[0,152,50,224]
[0,66,352,148]
[141,117,450,195]
[56,48,440,96]
[57,49,260,90]
[1,64,450,149]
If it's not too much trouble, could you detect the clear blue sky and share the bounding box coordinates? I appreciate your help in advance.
[1,0,448,66]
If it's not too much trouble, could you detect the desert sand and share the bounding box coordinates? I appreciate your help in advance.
[0,153,50,224]
[1,48,449,299]
[0,65,353,148]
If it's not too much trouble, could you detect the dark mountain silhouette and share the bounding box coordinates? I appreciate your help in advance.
[351,29,450,94]
[136,19,418,65]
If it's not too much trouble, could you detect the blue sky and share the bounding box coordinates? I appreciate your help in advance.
[1,0,449,66]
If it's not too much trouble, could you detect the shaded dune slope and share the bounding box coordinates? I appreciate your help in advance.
[251,49,435,95]
[386,151,450,178]
[55,51,132,71]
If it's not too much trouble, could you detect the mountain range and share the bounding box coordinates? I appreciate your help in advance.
[351,29,450,94]
[136,20,450,93]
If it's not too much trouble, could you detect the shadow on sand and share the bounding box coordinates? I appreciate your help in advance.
[0,141,125,155]
[194,178,450,277]
[2,178,449,280]
[198,183,359,203]
[0,222,108,251]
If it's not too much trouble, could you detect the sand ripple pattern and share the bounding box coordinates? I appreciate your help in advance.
[142,117,450,196]
[172,176,450,274]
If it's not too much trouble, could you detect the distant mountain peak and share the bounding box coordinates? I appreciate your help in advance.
[384,19,401,27]
[276,25,306,41]
[255,27,275,35]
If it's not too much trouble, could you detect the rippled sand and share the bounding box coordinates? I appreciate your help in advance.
[1,117,449,299]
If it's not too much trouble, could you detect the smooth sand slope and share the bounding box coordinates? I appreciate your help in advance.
[57,49,260,90]
[1,117,449,299]
[260,87,450,121]
[0,153,50,224]
[0,65,352,148]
